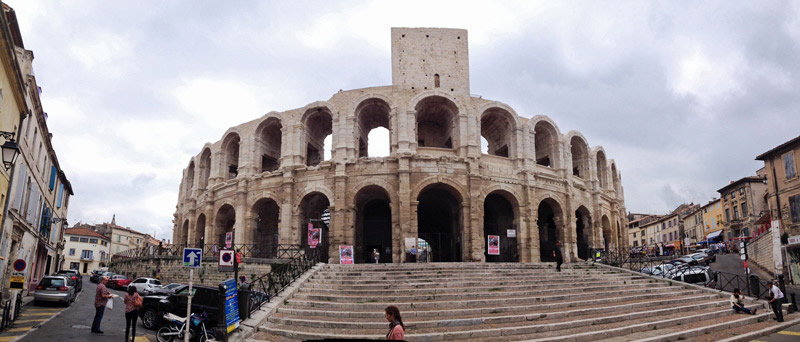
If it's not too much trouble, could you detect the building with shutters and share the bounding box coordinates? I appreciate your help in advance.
[0,3,73,297]
[63,228,110,274]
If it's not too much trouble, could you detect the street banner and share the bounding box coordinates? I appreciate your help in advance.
[222,278,240,333]
[488,235,500,255]
[308,224,321,248]
[339,245,354,264]
[225,232,233,248]
[772,220,783,273]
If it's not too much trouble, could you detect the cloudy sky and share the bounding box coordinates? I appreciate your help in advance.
[6,0,800,240]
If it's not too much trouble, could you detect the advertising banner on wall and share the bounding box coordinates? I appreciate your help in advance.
[772,220,783,273]
[339,245,354,264]
[308,223,321,248]
[488,235,500,255]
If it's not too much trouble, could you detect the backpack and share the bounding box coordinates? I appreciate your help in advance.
[134,294,143,307]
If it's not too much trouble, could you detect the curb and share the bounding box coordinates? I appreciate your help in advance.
[716,314,800,342]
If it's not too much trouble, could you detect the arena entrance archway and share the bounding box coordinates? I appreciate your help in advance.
[195,214,206,248]
[215,204,235,247]
[483,192,518,262]
[417,184,463,262]
[251,198,279,258]
[538,199,564,262]
[355,186,392,263]
[299,192,330,262]
[602,215,613,251]
[575,206,592,260]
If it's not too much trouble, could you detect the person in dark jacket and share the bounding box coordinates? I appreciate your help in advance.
[553,241,563,272]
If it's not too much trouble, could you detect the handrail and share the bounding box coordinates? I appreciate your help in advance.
[246,246,320,314]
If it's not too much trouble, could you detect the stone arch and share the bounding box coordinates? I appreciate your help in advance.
[530,116,561,168]
[180,219,189,246]
[198,147,212,191]
[214,204,236,247]
[354,97,392,157]
[602,214,613,250]
[185,160,195,196]
[479,103,518,158]
[411,93,463,149]
[220,132,241,180]
[411,176,469,204]
[194,213,206,247]
[417,182,465,262]
[611,161,619,192]
[567,132,590,179]
[298,191,332,262]
[254,115,283,173]
[302,105,334,166]
[594,147,608,189]
[353,185,393,263]
[575,205,593,260]
[250,197,280,258]
[537,197,566,262]
[481,189,521,262]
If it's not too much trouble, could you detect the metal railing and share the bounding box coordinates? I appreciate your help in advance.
[111,243,304,261]
[0,292,22,332]
[247,246,320,315]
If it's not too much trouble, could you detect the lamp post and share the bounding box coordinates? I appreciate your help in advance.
[0,131,20,170]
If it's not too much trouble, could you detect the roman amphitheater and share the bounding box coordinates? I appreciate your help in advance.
[172,28,627,264]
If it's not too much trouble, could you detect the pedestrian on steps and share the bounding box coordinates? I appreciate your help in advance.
[730,288,757,315]
[91,276,113,334]
[373,249,381,264]
[385,305,405,340]
[124,285,143,341]
[553,241,563,272]
[767,281,785,322]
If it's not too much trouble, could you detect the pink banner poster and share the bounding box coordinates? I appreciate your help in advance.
[307,223,316,248]
[339,245,354,264]
[310,228,321,248]
[488,235,500,255]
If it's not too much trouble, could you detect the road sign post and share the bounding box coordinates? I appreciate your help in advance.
[183,248,202,342]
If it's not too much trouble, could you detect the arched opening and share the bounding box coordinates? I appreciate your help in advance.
[299,192,330,262]
[602,215,613,251]
[415,96,458,149]
[256,118,282,172]
[611,163,619,192]
[483,192,518,262]
[575,206,592,260]
[185,162,195,196]
[215,204,236,247]
[251,198,279,258]
[434,74,440,88]
[596,150,608,188]
[354,186,392,263]
[180,220,189,246]
[195,214,206,248]
[534,121,558,167]
[222,134,241,180]
[570,136,589,178]
[480,108,515,158]
[355,99,391,158]
[304,108,333,166]
[198,149,211,190]
[417,183,462,262]
[538,199,563,262]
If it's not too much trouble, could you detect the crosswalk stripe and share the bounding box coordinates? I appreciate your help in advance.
[19,313,56,316]
[0,337,18,342]
[778,330,800,336]
[6,327,31,332]
[133,337,149,342]
[13,319,47,324]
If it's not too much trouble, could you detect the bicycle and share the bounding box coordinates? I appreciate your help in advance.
[156,311,217,342]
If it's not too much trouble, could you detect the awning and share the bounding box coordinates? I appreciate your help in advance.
[665,244,675,248]
[706,230,723,240]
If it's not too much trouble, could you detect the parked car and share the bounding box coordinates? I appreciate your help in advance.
[145,283,183,296]
[34,275,76,306]
[666,266,712,286]
[108,274,132,290]
[673,256,698,266]
[690,251,714,264]
[140,285,221,330]
[54,269,82,292]
[129,278,163,295]
[90,271,115,283]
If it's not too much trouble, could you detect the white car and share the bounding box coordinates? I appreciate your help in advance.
[128,278,162,295]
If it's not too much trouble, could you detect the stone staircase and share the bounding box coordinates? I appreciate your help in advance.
[251,263,772,341]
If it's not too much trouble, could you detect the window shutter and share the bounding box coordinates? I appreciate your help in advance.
[12,163,27,211]
[48,165,56,190]
[57,184,63,208]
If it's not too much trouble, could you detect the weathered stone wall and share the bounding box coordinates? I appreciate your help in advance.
[109,256,273,286]
[748,229,777,276]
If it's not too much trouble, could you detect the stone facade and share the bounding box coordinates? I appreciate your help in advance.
[717,175,768,239]
[172,28,627,264]
[110,256,272,287]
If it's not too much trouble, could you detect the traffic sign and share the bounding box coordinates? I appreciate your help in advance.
[219,250,234,272]
[183,248,202,268]
[13,259,26,272]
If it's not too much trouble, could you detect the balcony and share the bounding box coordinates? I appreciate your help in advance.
[80,255,94,261]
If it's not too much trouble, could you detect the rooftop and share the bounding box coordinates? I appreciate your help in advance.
[755,135,800,161]
[717,176,766,194]
[65,227,109,240]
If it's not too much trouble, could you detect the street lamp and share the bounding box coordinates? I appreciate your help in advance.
[0,131,19,170]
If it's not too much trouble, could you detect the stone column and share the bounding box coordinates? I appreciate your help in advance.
[280,171,295,245]
[408,201,419,263]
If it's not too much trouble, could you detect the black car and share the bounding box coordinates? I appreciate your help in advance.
[54,270,82,292]
[139,285,221,330]
[89,270,107,283]
[91,271,115,283]
[145,283,183,296]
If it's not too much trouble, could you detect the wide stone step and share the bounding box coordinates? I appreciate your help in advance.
[270,297,728,330]
[323,262,564,271]
[293,282,658,302]
[310,268,610,279]
[306,272,637,285]
[312,266,598,277]
[285,285,683,310]
[277,291,715,319]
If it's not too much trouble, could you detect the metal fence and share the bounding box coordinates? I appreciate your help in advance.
[0,292,22,332]
[111,243,306,261]
[247,246,320,315]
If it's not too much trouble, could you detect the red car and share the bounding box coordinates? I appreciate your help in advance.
[108,275,131,290]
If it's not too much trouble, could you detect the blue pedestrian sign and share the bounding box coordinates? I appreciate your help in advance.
[183,248,202,268]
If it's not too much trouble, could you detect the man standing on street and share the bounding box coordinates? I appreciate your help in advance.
[553,241,563,272]
[767,281,784,322]
[92,276,113,333]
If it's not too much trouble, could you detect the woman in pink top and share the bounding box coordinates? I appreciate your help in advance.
[123,286,143,342]
[385,305,405,340]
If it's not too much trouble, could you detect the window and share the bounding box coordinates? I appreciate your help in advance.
[731,191,736,199]
[741,203,747,217]
[633,232,637,238]
[725,209,730,223]
[785,153,797,179]
[633,241,638,247]
[117,235,121,242]
[739,188,745,195]
[116,246,120,253]
[733,206,739,220]
[790,195,800,223]
[668,221,672,227]
[69,237,78,242]
[69,262,79,270]
[69,248,75,255]
[79,237,88,243]
[669,232,673,241]
[133,279,146,284]
[90,238,98,244]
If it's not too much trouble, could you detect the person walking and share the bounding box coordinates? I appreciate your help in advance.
[553,241,563,272]
[730,289,757,315]
[767,281,784,322]
[385,305,405,340]
[124,285,143,341]
[372,249,380,264]
[91,276,113,334]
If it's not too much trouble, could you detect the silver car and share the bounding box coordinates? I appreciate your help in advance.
[129,277,162,295]
[34,275,75,306]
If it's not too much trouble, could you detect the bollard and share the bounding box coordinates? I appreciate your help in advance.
[748,274,760,299]
[791,293,798,313]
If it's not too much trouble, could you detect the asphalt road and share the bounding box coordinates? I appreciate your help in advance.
[19,276,153,342]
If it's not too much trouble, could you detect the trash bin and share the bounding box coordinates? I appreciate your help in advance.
[238,288,251,320]
[749,274,760,299]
